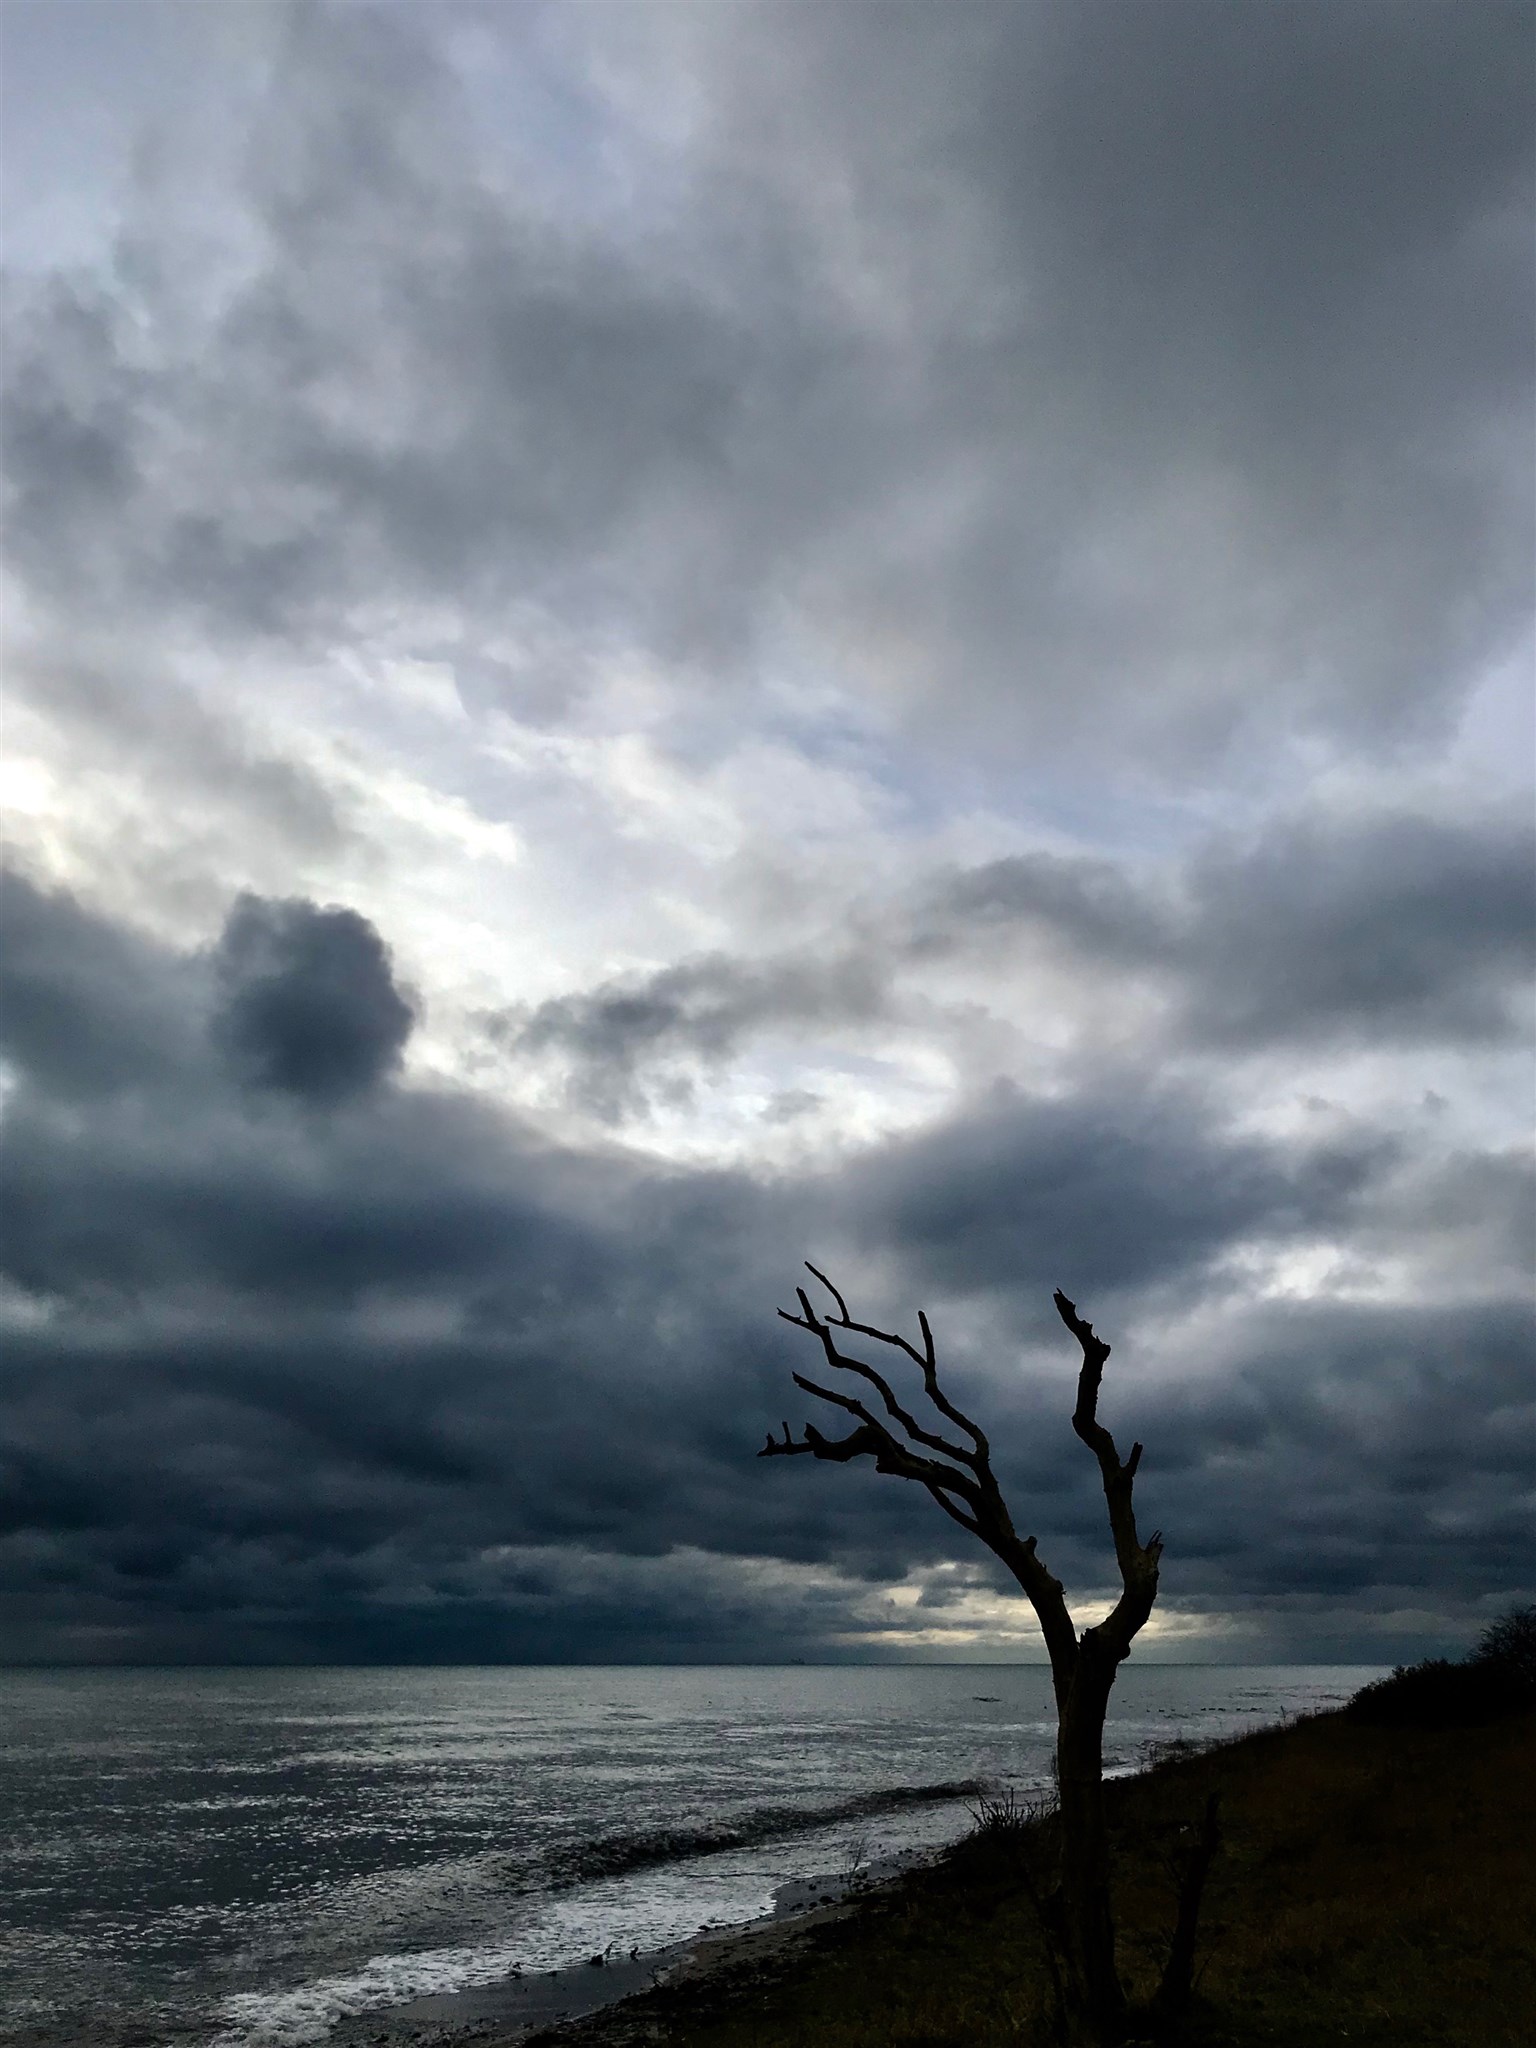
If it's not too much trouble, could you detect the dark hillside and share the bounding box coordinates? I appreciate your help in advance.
[532,1704,1536,2048]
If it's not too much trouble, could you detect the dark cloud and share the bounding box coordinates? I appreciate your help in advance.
[500,947,889,1119]
[0,6,1530,1668]
[926,805,1536,1052]
[2,888,1530,1662]
[811,0,1534,753]
[846,1081,1390,1310]
[0,867,202,1099]
[210,894,417,1104]
[0,280,144,596]
[920,852,1161,967]
[1183,808,1536,1049]
[1139,1295,1536,1622]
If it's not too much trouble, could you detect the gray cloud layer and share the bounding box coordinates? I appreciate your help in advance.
[2,3,1531,1665]
[506,803,1534,1114]
[4,2,1529,771]
[2,869,1529,1661]
[938,806,1536,1048]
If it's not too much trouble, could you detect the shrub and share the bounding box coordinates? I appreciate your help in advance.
[1347,1607,1536,1728]
[1472,1603,1536,1694]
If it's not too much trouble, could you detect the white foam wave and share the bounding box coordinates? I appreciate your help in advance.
[206,1864,779,2046]
[209,1936,532,2046]
[207,1789,987,2044]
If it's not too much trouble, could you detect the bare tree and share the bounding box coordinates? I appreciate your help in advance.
[761,1265,1216,2046]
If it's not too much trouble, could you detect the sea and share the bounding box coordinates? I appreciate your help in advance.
[0,1663,1380,2048]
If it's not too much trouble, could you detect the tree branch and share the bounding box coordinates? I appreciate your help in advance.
[1053,1289,1161,1656]
[780,1367,989,1512]
[780,1276,981,1467]
[923,1482,983,1537]
[803,1262,992,1459]
[1152,1791,1223,2023]
[764,1264,1079,1675]
[759,1417,885,1462]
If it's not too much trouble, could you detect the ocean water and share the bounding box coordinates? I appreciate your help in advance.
[0,1663,1378,2047]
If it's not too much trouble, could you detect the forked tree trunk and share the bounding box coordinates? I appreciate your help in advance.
[762,1271,1205,2048]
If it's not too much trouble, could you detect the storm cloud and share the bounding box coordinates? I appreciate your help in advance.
[1,2,1531,1665]
[2,871,1530,1663]
[211,894,417,1103]
[928,804,1536,1051]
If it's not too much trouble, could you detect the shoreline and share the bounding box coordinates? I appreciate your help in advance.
[485,1704,1536,2048]
[316,1747,1255,2047]
[307,1742,1255,2048]
[6,1664,1378,2048]
[332,1702,1536,2048]
[322,1854,935,2048]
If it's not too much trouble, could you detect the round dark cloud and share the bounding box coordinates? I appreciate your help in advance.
[210,894,417,1104]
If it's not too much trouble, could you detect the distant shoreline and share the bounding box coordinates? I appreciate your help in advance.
[0,1658,1409,1671]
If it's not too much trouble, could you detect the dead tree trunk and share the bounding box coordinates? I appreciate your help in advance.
[761,1268,1184,2046]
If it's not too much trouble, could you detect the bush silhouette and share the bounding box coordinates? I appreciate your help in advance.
[1347,1604,1536,1728]
[1473,1602,1536,1691]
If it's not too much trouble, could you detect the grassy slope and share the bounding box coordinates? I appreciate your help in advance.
[535,1706,1536,2047]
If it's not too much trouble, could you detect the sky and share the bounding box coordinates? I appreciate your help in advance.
[1,0,1532,1668]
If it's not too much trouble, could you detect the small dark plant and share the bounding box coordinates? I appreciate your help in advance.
[968,1787,1045,1841]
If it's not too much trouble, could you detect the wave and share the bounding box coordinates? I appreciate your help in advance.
[212,1781,989,2044]
[545,1779,987,1886]
[210,1938,532,2048]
